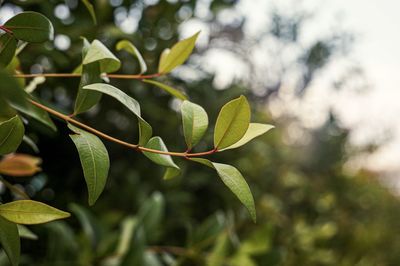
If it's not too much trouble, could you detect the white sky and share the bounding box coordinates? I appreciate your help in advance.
[204,0,400,173]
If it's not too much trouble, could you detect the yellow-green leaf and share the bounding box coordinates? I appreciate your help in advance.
[181,101,208,149]
[143,79,187,100]
[69,124,110,206]
[221,123,274,151]
[0,215,20,266]
[0,200,70,225]
[214,95,250,150]
[158,32,200,74]
[116,40,147,74]
[0,115,24,155]
[5,11,54,43]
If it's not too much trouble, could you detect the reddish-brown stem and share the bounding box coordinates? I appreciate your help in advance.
[0,25,12,34]
[28,99,217,158]
[14,73,162,79]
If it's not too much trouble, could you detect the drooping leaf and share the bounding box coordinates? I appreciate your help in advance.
[0,200,70,225]
[142,137,180,179]
[0,154,41,177]
[81,0,97,25]
[222,123,274,151]
[68,124,110,206]
[0,33,17,67]
[190,158,256,222]
[82,40,121,73]
[0,70,56,131]
[116,40,147,74]
[17,225,38,240]
[83,83,152,145]
[214,95,250,150]
[181,100,208,149]
[4,11,54,43]
[0,116,24,155]
[0,215,20,266]
[158,31,200,74]
[143,79,187,100]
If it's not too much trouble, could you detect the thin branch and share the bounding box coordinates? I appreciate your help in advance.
[14,73,162,79]
[28,99,218,158]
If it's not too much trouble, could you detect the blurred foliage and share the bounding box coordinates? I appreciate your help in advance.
[1,0,400,265]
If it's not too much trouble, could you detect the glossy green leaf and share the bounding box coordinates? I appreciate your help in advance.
[0,98,17,122]
[214,95,250,150]
[0,115,24,155]
[0,34,17,67]
[17,225,38,240]
[5,11,54,43]
[81,0,97,25]
[143,79,187,100]
[83,40,121,73]
[0,70,56,131]
[181,100,208,149]
[69,124,110,206]
[0,216,20,266]
[190,158,256,222]
[143,137,180,179]
[116,40,147,74]
[222,123,274,151]
[0,200,70,225]
[158,31,200,74]
[83,83,153,145]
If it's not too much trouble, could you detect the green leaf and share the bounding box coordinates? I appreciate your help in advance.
[83,83,152,145]
[83,40,121,73]
[69,124,110,206]
[0,34,17,67]
[190,158,256,222]
[137,192,165,241]
[69,203,100,248]
[0,115,24,155]
[81,0,97,25]
[0,200,70,225]
[181,100,208,149]
[120,224,146,266]
[74,61,102,115]
[5,11,54,43]
[116,40,147,74]
[0,70,56,131]
[143,137,180,180]
[143,79,187,100]
[214,95,250,150]
[158,31,200,74]
[0,215,20,266]
[17,225,38,240]
[222,123,274,151]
